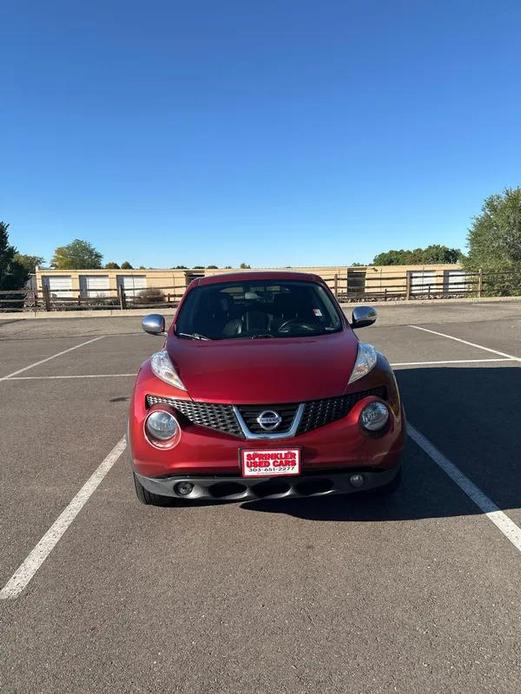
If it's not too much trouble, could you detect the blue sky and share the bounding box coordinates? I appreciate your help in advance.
[1,0,520,267]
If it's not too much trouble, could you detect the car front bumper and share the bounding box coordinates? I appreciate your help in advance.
[134,464,401,502]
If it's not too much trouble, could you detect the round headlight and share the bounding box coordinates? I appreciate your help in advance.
[360,401,389,432]
[146,410,179,441]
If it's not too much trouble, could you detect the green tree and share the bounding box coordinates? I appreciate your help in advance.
[372,250,407,265]
[13,253,44,274]
[465,187,521,295]
[0,222,30,289]
[239,262,251,269]
[51,239,102,269]
[373,245,463,265]
[206,264,219,269]
[420,245,463,264]
[105,261,120,269]
[173,265,188,269]
[193,265,205,269]
[121,261,133,269]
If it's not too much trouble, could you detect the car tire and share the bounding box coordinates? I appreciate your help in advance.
[133,472,167,506]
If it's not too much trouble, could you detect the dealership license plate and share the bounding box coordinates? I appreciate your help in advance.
[240,448,301,478]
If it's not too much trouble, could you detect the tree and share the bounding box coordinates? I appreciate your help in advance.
[51,239,102,269]
[0,222,31,289]
[421,245,463,264]
[206,265,219,269]
[193,265,205,269]
[105,261,120,269]
[373,245,463,265]
[173,265,188,269]
[0,222,16,289]
[465,187,521,295]
[14,253,44,274]
[121,261,133,269]
[239,262,251,269]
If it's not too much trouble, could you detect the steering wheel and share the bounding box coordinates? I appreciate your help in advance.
[277,318,318,334]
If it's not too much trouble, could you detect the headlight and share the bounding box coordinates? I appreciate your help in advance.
[360,401,390,432]
[348,343,377,384]
[146,410,179,441]
[150,350,186,390]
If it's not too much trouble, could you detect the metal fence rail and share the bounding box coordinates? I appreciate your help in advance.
[1,269,519,312]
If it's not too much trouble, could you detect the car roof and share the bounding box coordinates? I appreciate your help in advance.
[194,271,325,287]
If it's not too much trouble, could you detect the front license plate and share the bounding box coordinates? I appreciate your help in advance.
[240,448,301,478]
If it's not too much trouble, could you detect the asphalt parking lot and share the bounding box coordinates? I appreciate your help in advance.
[1,301,520,693]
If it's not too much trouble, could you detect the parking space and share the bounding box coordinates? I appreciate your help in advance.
[17,334,152,378]
[0,302,520,693]
[358,325,510,365]
[0,336,105,379]
[409,320,521,360]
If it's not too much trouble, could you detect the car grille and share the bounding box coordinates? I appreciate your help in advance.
[297,387,387,434]
[236,403,299,434]
[145,396,243,438]
[146,386,386,439]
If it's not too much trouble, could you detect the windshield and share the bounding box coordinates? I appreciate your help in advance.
[175,279,343,340]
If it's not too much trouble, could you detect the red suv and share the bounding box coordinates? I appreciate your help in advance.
[128,272,405,505]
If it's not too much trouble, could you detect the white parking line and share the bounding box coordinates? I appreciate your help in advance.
[6,373,135,381]
[0,336,106,381]
[0,437,127,600]
[409,325,520,362]
[408,424,521,553]
[391,358,511,367]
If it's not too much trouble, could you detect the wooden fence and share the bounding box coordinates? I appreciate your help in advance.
[0,269,518,312]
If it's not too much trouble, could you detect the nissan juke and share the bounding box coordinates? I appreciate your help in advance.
[128,272,405,505]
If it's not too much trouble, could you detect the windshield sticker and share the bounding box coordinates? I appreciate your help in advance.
[313,308,323,317]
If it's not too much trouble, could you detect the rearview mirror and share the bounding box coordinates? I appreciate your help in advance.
[142,314,166,335]
[351,306,377,329]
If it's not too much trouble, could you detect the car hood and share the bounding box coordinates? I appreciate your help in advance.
[166,331,358,404]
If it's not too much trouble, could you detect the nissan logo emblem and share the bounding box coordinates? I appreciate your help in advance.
[256,410,282,431]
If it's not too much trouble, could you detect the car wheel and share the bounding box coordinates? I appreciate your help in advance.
[133,472,168,506]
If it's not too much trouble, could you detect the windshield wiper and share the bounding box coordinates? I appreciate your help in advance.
[250,333,275,339]
[177,332,212,341]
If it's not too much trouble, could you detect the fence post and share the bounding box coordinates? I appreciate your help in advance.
[333,274,338,298]
[118,284,127,310]
[477,269,483,298]
[405,271,412,300]
[43,285,51,311]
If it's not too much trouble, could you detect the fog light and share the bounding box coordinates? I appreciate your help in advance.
[146,410,178,441]
[360,401,389,432]
[349,473,365,488]
[175,482,194,496]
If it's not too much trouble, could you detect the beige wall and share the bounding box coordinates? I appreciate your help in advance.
[36,268,188,296]
[363,264,463,295]
[36,264,464,298]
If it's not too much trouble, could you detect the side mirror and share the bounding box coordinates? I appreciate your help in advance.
[142,314,166,335]
[351,306,377,329]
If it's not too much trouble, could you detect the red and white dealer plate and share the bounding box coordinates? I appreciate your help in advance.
[240,448,301,478]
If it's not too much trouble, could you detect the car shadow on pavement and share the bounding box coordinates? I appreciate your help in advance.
[241,366,521,522]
